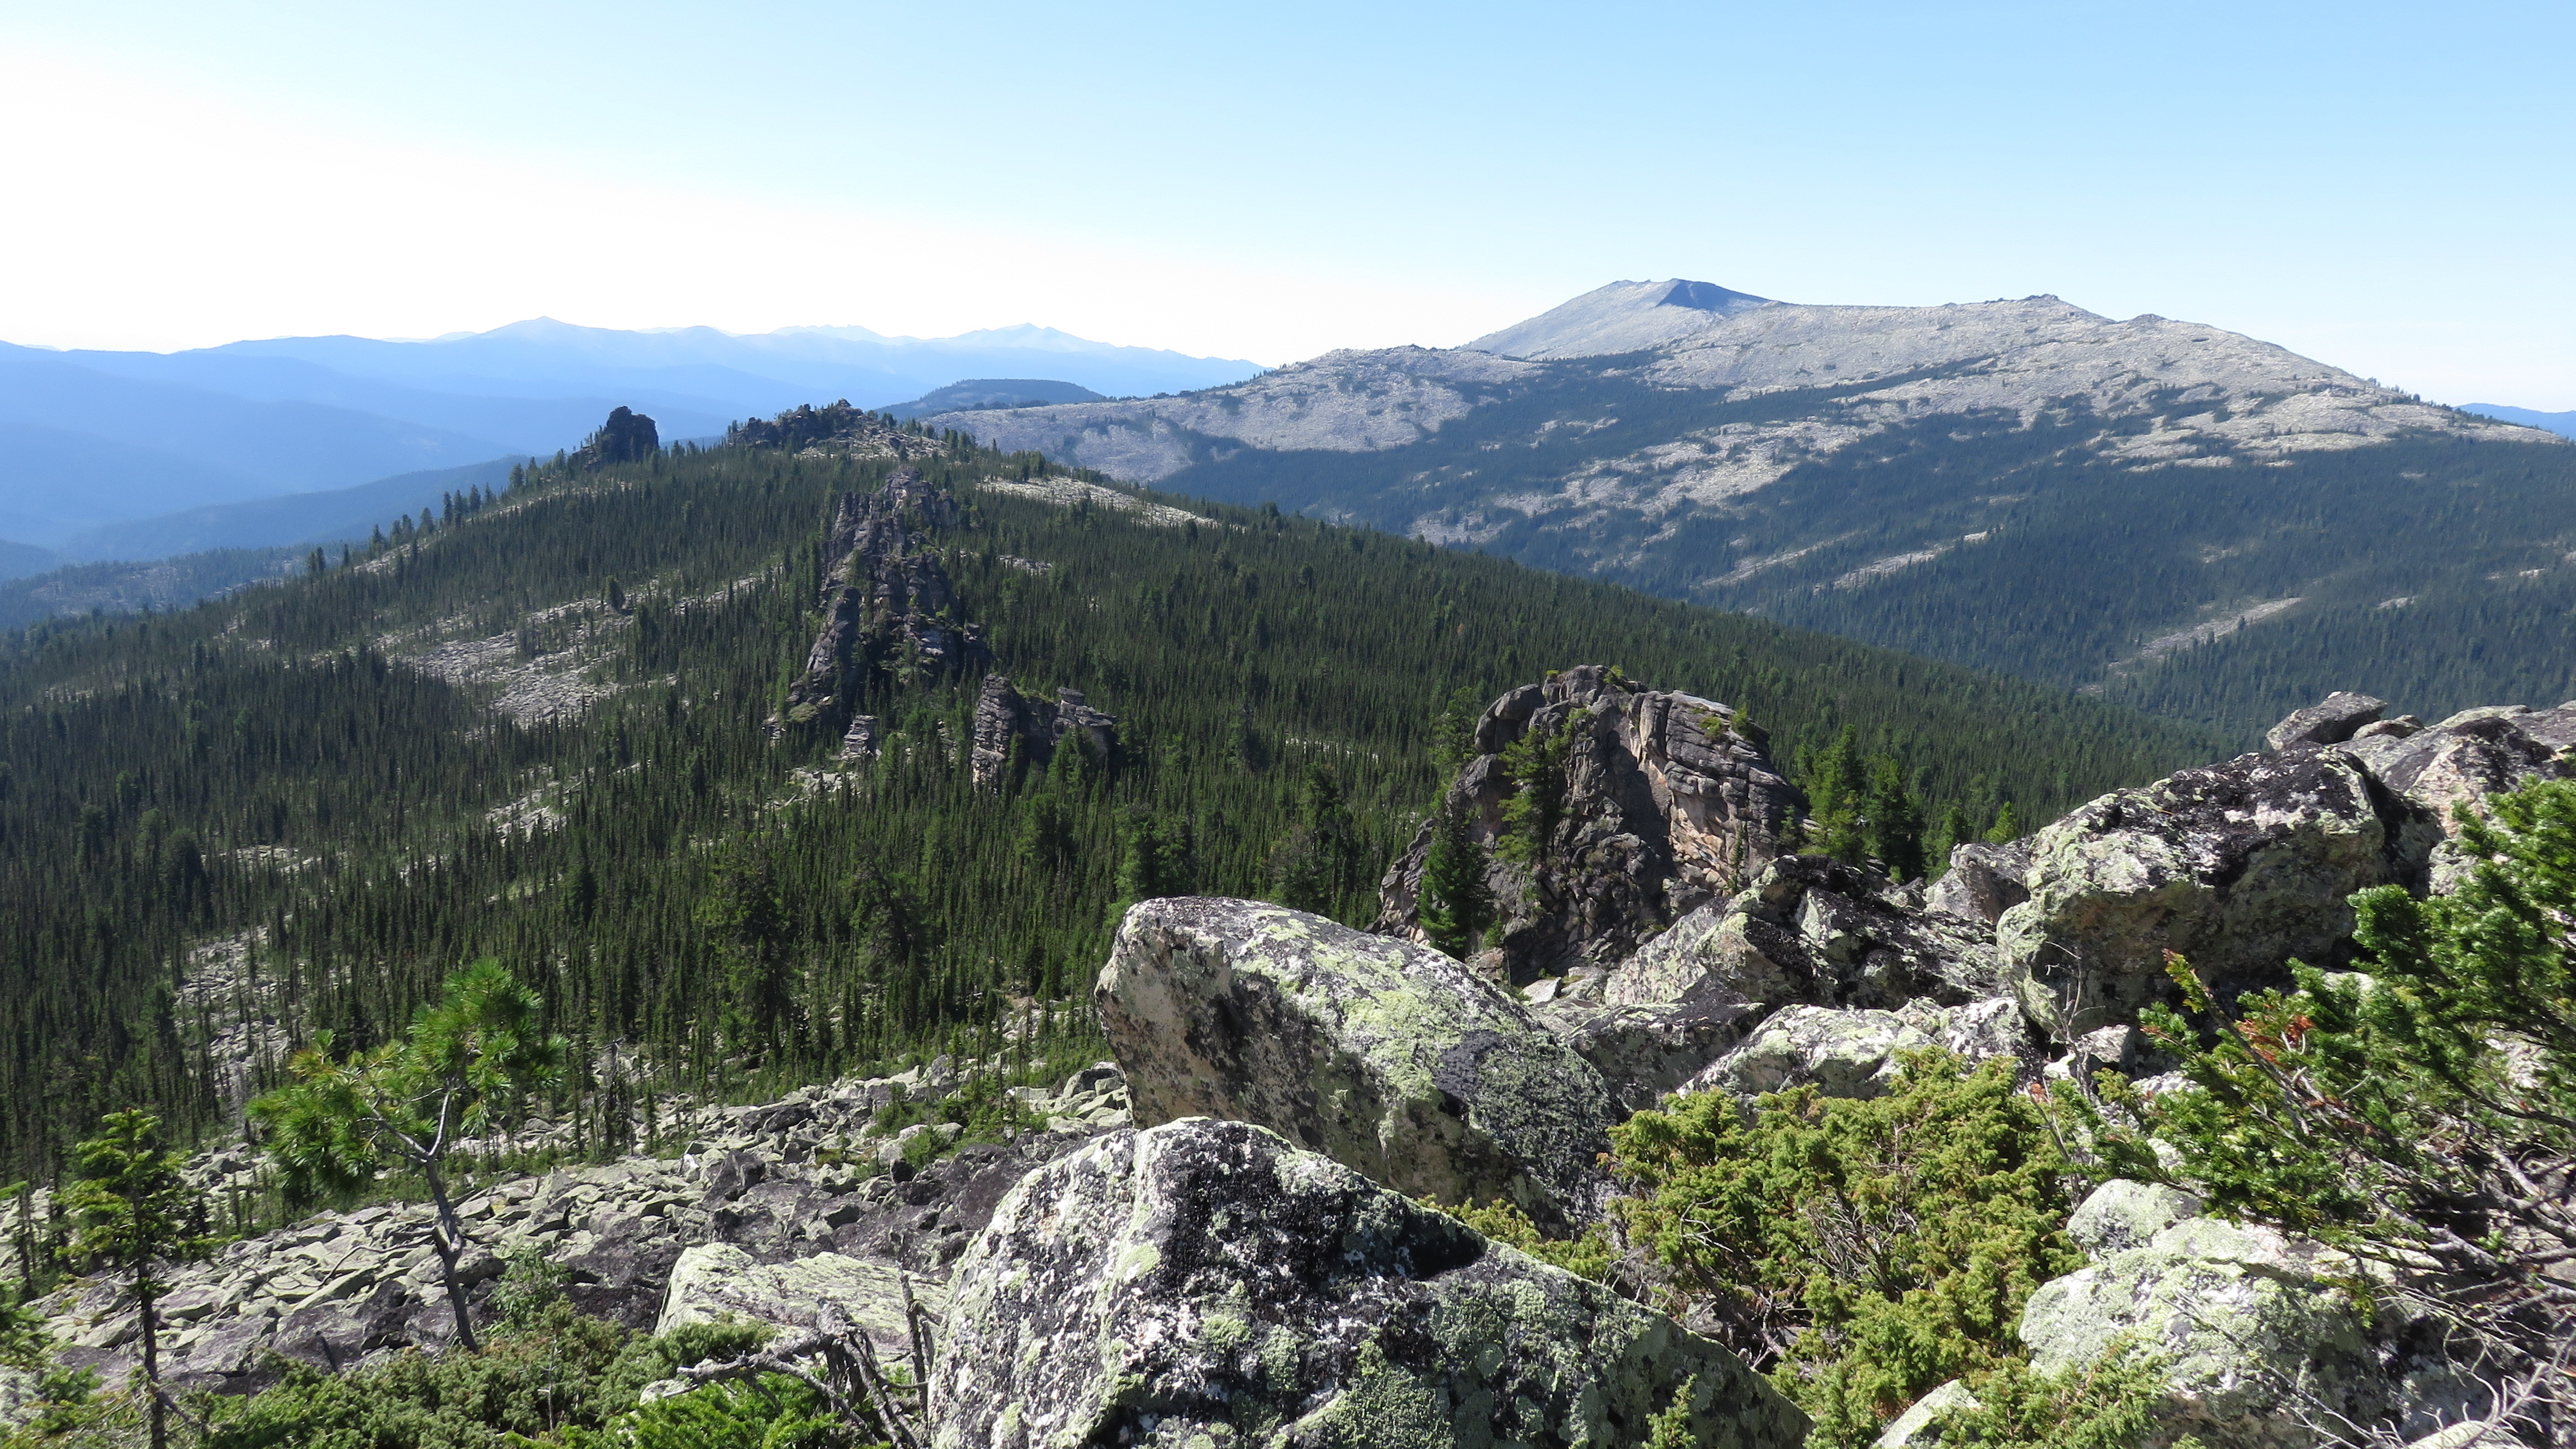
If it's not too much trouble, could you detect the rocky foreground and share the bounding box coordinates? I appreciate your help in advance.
[10,675,2570,1447]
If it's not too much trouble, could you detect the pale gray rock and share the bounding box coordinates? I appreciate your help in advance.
[7,1058,1126,1403]
[2064,1178,2204,1258]
[928,1118,1807,1449]
[1376,666,1804,984]
[2336,702,2576,889]
[1687,1005,1930,1101]
[1097,897,1620,1227]
[1875,1379,1982,1449]
[2265,692,2387,751]
[1926,841,2033,925]
[1999,748,2410,1040]
[2019,1215,2481,1449]
[1537,997,1765,1112]
[932,292,2551,500]
[1465,278,1777,360]
[656,1242,944,1358]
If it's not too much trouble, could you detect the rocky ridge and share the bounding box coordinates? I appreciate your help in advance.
[781,468,989,721]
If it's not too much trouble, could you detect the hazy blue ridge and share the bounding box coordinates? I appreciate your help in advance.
[0,539,56,583]
[2464,403,2576,438]
[59,456,519,562]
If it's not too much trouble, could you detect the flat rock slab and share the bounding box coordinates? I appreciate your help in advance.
[930,1118,1806,1449]
[657,1242,945,1358]
[1098,897,1619,1227]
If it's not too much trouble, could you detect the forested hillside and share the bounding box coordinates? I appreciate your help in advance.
[0,416,2223,1182]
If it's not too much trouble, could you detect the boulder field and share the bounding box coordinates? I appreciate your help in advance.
[11,677,2569,1448]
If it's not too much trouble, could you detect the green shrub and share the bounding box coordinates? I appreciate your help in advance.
[190,1305,770,1449]
[1612,1052,2083,1449]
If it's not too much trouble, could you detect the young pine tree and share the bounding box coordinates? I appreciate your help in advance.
[252,961,567,1355]
[62,1110,215,1449]
[2123,778,2576,1432]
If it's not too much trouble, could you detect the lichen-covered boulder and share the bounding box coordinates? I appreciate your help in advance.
[1607,855,1998,1014]
[2337,702,2576,888]
[1680,997,2041,1102]
[1688,1004,1926,1099]
[2063,1178,2204,1257]
[1998,749,2408,1040]
[928,1118,1807,1449]
[1098,898,1621,1227]
[655,1243,944,1356]
[1924,841,2032,925]
[2020,1216,2397,1449]
[2265,692,2386,751]
[1874,1380,1982,1449]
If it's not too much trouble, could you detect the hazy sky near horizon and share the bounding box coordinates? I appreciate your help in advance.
[3,1,2570,405]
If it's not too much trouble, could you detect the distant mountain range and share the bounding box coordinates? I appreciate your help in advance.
[2464,403,2576,439]
[926,280,2576,737]
[0,319,1260,553]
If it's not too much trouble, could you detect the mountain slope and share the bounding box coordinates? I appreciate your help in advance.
[0,411,2221,1177]
[1465,277,1777,358]
[927,286,2572,737]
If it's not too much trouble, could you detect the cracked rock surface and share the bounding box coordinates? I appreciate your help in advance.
[929,1117,1806,1449]
[1098,898,1620,1229]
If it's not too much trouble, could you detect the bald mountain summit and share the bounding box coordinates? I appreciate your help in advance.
[932,281,2576,740]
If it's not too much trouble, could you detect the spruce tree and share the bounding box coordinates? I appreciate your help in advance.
[1865,756,1926,883]
[1417,806,1496,959]
[62,1110,212,1449]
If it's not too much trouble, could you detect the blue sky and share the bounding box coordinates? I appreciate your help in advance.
[3,1,2569,404]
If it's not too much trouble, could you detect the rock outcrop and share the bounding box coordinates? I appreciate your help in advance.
[1534,855,2000,1105]
[2020,1186,2485,1449]
[570,405,659,469]
[930,1118,1807,1449]
[1997,747,2419,1041]
[1096,897,1620,1227]
[967,673,1120,789]
[727,400,950,462]
[782,469,989,720]
[1604,854,1998,1013]
[2265,692,2387,751]
[2331,702,2576,887]
[1376,665,1803,984]
[1679,997,2040,1102]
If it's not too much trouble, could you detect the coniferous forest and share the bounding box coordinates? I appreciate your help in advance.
[0,416,2227,1183]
